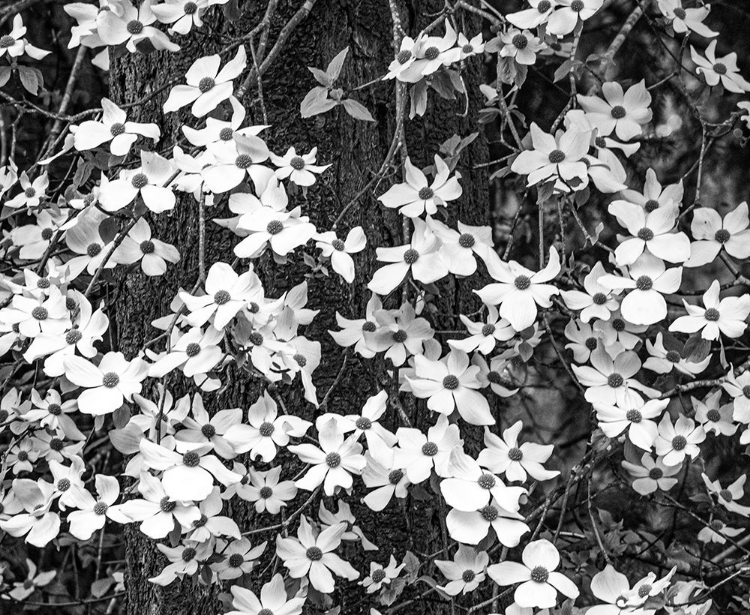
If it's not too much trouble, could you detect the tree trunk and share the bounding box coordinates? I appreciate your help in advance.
[109,1,490,613]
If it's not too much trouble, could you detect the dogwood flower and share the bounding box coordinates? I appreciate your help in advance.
[361,449,410,512]
[723,371,750,424]
[435,546,489,596]
[412,23,460,77]
[211,537,266,579]
[654,414,705,466]
[578,81,652,141]
[148,541,212,586]
[393,414,462,484]
[7,559,56,601]
[152,0,225,35]
[315,227,367,283]
[270,147,330,186]
[608,202,689,265]
[475,247,560,332]
[691,41,750,93]
[572,347,658,407]
[561,264,620,324]
[597,253,683,326]
[427,217,495,276]
[0,479,60,547]
[547,0,604,36]
[368,218,449,295]
[448,305,515,354]
[487,539,580,608]
[446,495,529,546]
[693,391,737,437]
[698,519,743,544]
[164,47,245,115]
[227,574,306,615]
[478,421,559,482]
[0,14,50,60]
[63,352,148,415]
[367,301,434,366]
[97,0,180,52]
[594,398,668,450]
[234,207,316,259]
[67,475,127,540]
[5,172,49,209]
[0,287,69,339]
[615,167,683,212]
[74,98,160,155]
[657,0,717,38]
[224,391,311,462]
[407,350,494,425]
[379,155,462,218]
[138,440,242,500]
[499,29,545,65]
[359,556,403,594]
[643,333,710,378]
[507,0,558,29]
[229,466,298,514]
[511,124,591,190]
[686,203,750,267]
[702,474,750,517]
[288,418,366,496]
[99,151,176,213]
[670,280,750,340]
[588,565,637,615]
[275,516,359,593]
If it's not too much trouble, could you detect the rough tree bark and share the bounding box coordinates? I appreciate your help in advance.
[109,1,490,613]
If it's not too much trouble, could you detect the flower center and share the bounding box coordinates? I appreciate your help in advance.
[389,469,404,484]
[160,497,176,512]
[404,248,420,264]
[185,342,201,357]
[93,501,108,515]
[637,227,654,241]
[48,403,63,416]
[355,417,372,430]
[626,409,642,423]
[710,519,724,531]
[397,50,412,64]
[102,372,120,388]
[235,154,253,169]
[720,489,733,502]
[418,186,434,200]
[514,275,531,290]
[294,353,307,367]
[480,504,498,521]
[638,584,652,598]
[592,292,608,305]
[644,199,660,213]
[201,423,216,438]
[214,290,231,305]
[548,149,566,163]
[140,240,155,254]
[743,385,750,399]
[25,187,37,198]
[673,7,686,19]
[87,243,102,257]
[508,447,523,462]
[332,239,345,251]
[259,421,275,437]
[585,337,598,351]
[259,486,273,498]
[258,610,273,615]
[182,547,196,562]
[512,34,528,50]
[442,375,460,390]
[198,77,215,93]
[612,318,625,332]
[421,441,438,456]
[706,409,721,422]
[636,275,653,291]
[266,220,284,235]
[228,553,244,568]
[671,435,687,451]
[712,62,728,75]
[183,1,198,14]
[290,156,306,170]
[462,569,476,582]
[182,450,201,467]
[424,46,440,61]
[248,332,264,346]
[477,473,496,490]
[31,306,48,321]
[371,569,387,583]
[462,44,474,54]
[131,173,148,189]
[481,324,496,337]
[538,0,552,12]
[325,452,342,467]
[458,233,475,248]
[704,308,720,321]
[714,229,731,243]
[17,450,29,461]
[487,371,502,384]
[41,227,54,240]
[392,329,408,343]
[50,438,64,451]
[610,105,627,119]
[110,122,126,137]
[607,373,624,388]
[306,546,323,561]
[595,136,607,148]
[666,350,681,363]
[362,321,377,333]
[0,35,15,48]
[530,566,549,583]
[57,478,71,491]
[192,514,207,527]
[126,20,143,35]
[570,0,585,12]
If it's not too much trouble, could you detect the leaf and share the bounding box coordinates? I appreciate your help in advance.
[409,81,429,119]
[18,66,43,96]
[402,551,421,582]
[536,180,555,204]
[98,216,119,244]
[326,47,349,83]
[300,86,337,118]
[682,336,711,363]
[308,66,331,87]
[341,99,375,122]
[72,159,95,190]
[90,578,114,598]
[0,66,11,88]
[223,0,241,21]
[554,59,576,83]
[113,404,131,430]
